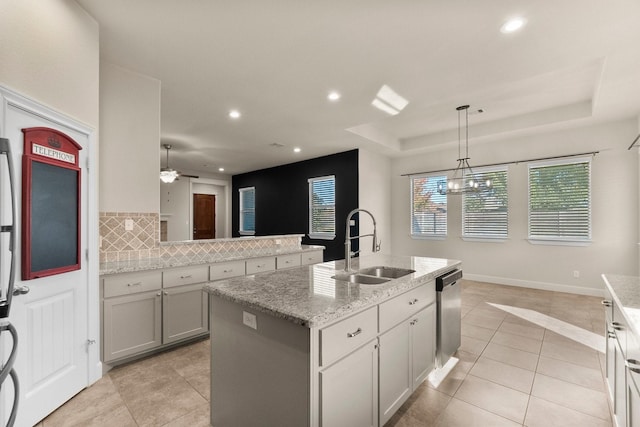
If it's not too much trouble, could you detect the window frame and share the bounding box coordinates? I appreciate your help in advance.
[308,175,336,240]
[238,186,255,236]
[527,157,592,246]
[461,165,509,241]
[410,173,448,239]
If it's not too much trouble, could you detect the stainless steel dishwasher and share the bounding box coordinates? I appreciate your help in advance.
[436,269,463,368]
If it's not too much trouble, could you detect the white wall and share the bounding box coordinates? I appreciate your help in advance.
[99,62,161,213]
[0,0,99,128]
[359,149,391,255]
[391,119,639,295]
[160,178,191,241]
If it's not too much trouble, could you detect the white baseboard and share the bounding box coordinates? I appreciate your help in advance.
[464,273,605,298]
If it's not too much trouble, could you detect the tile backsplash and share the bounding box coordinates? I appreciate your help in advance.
[99,212,301,263]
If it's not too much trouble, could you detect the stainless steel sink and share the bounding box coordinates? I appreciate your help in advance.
[332,273,390,285]
[357,266,415,279]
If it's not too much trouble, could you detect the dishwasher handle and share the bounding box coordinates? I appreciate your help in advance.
[436,269,463,291]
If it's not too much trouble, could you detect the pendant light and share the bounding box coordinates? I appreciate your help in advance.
[160,144,179,183]
[437,105,491,195]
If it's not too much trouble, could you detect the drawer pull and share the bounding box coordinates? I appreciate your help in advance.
[602,300,612,307]
[156,292,162,297]
[410,319,419,325]
[223,269,233,273]
[628,359,640,374]
[180,275,193,279]
[347,328,362,338]
[408,298,419,305]
[163,291,169,296]
[611,322,623,331]
[609,332,617,339]
[127,282,142,287]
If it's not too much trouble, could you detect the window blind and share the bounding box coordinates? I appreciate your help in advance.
[309,176,335,237]
[463,167,508,238]
[528,159,591,241]
[411,174,447,237]
[239,187,255,233]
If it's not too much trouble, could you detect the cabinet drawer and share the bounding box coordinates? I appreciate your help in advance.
[209,260,246,281]
[320,306,377,367]
[379,283,435,332]
[163,265,209,288]
[301,250,323,265]
[276,254,301,270]
[103,270,162,298]
[246,257,276,275]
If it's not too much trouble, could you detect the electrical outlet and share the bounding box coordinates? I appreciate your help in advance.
[573,270,580,278]
[124,218,134,231]
[243,311,257,330]
[275,239,281,245]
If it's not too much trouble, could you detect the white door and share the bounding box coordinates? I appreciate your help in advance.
[0,95,91,426]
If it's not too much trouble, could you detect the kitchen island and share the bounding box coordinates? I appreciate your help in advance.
[205,253,461,427]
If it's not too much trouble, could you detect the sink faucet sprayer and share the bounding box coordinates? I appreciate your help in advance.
[344,208,381,271]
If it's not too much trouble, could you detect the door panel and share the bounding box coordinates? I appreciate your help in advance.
[193,193,215,239]
[0,98,90,426]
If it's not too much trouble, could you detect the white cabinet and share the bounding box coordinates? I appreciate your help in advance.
[301,250,323,265]
[320,339,379,427]
[103,290,162,362]
[628,330,640,427]
[246,257,276,275]
[276,253,301,269]
[162,283,208,344]
[379,302,436,425]
[209,260,246,281]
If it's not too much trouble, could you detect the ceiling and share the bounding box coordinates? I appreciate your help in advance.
[76,0,640,176]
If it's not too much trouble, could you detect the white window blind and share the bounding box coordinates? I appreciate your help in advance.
[462,167,508,239]
[309,176,335,239]
[411,174,447,237]
[528,158,591,242]
[239,187,255,235]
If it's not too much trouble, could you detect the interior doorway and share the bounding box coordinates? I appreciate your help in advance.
[193,193,216,239]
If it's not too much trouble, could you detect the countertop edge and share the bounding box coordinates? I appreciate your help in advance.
[602,273,640,339]
[99,245,325,276]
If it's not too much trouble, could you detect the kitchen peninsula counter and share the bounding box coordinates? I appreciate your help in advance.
[204,253,461,328]
[205,253,461,427]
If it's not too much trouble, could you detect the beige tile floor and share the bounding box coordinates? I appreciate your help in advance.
[37,279,612,426]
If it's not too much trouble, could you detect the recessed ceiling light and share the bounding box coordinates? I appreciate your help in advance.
[328,91,341,101]
[293,147,301,153]
[229,109,241,119]
[218,167,225,172]
[500,17,526,34]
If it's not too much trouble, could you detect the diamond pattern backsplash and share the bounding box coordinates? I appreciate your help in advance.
[99,212,301,263]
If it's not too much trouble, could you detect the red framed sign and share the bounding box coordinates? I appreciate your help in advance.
[21,127,82,280]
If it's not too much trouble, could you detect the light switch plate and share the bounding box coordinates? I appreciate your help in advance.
[243,311,257,330]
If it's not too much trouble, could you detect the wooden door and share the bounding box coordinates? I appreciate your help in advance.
[193,193,215,239]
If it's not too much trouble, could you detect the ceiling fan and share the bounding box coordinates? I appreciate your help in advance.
[160,144,198,183]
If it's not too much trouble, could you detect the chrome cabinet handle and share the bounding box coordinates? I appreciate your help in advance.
[12,285,29,296]
[180,275,192,279]
[347,328,362,338]
[627,359,640,374]
[410,319,419,325]
[163,291,169,296]
[156,292,162,297]
[127,282,142,287]
[408,298,419,305]
[611,322,623,331]
[608,332,616,339]
[223,269,232,273]
[602,300,612,307]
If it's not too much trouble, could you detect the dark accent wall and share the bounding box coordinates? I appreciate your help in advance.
[232,150,359,261]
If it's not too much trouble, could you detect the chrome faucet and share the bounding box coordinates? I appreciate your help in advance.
[344,208,381,271]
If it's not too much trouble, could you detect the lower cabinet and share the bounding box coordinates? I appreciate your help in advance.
[162,283,209,344]
[320,339,379,427]
[379,304,436,425]
[103,290,162,362]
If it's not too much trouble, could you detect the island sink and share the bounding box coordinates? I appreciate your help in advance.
[358,266,415,279]
[332,273,390,285]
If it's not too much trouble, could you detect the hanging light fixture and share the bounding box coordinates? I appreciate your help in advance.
[437,105,491,195]
[160,144,179,183]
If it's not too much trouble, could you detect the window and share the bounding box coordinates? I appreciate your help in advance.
[411,174,447,238]
[308,176,336,240]
[462,167,508,239]
[528,158,591,243]
[239,187,255,235]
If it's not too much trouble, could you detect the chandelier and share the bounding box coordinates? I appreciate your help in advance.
[160,144,179,183]
[437,105,491,195]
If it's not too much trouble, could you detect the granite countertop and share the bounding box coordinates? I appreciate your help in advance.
[99,245,325,275]
[204,253,461,328]
[602,274,640,338]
